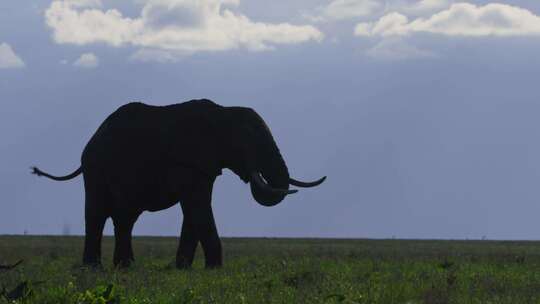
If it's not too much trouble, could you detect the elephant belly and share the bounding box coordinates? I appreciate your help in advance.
[144,198,179,212]
[108,166,193,213]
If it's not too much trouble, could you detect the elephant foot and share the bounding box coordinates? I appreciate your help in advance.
[204,262,222,269]
[175,256,193,270]
[82,256,102,268]
[81,262,103,270]
[203,244,222,269]
[204,254,223,269]
[114,258,134,269]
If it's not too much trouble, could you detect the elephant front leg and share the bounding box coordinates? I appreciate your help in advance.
[198,208,222,269]
[177,199,222,269]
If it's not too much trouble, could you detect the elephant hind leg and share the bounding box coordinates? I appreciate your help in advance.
[82,177,110,267]
[112,213,139,268]
[83,212,107,267]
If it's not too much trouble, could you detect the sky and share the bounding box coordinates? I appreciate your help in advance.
[1,0,540,239]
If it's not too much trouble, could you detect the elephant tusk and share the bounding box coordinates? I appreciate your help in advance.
[289,176,326,188]
[251,172,298,195]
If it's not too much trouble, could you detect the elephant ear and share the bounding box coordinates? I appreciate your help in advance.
[169,102,225,178]
[206,107,260,183]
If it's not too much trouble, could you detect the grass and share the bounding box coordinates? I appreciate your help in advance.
[2,236,540,303]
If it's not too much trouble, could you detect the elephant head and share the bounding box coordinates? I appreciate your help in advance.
[219,106,326,207]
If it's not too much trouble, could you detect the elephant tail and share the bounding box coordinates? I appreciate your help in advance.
[31,166,82,181]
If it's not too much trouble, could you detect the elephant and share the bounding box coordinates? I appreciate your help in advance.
[32,99,325,268]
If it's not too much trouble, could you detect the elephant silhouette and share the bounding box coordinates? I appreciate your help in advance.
[33,99,325,268]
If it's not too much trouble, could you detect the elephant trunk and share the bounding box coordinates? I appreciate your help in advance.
[250,146,295,206]
[249,147,327,206]
[246,113,294,207]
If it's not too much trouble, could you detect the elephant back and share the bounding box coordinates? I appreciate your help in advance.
[82,100,225,183]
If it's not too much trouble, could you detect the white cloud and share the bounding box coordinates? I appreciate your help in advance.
[73,53,99,68]
[46,1,143,46]
[130,48,185,63]
[391,0,451,16]
[365,37,436,60]
[355,3,540,37]
[355,12,410,36]
[45,0,324,55]
[0,43,25,69]
[308,0,451,22]
[309,0,382,22]
[64,0,102,8]
[415,0,449,12]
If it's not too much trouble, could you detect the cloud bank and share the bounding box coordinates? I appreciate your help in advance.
[355,3,540,37]
[308,0,451,22]
[45,0,324,57]
[0,43,25,69]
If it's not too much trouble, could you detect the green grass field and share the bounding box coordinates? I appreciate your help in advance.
[2,236,540,303]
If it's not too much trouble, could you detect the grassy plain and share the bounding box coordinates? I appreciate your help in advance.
[1,236,540,303]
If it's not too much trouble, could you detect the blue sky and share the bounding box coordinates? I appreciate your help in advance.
[2,0,540,239]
